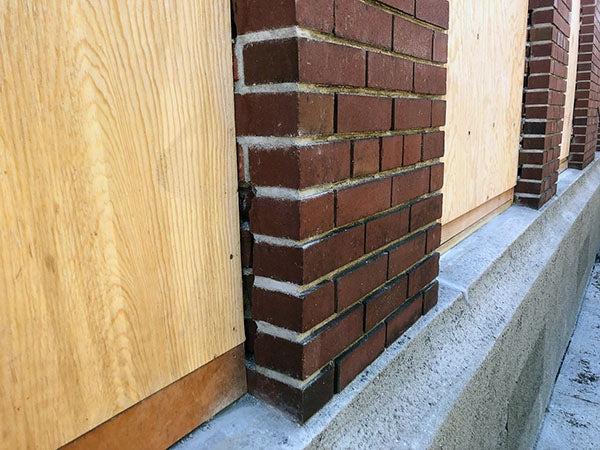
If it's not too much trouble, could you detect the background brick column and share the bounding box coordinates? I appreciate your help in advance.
[571,0,600,168]
[518,0,572,208]
[233,0,448,421]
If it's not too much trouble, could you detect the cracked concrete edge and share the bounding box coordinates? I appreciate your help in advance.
[174,156,600,450]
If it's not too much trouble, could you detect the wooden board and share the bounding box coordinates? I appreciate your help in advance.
[561,0,581,161]
[62,345,246,450]
[442,0,528,225]
[0,1,244,448]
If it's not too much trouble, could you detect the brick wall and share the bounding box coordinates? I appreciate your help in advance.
[571,0,600,168]
[517,0,572,208]
[233,0,448,422]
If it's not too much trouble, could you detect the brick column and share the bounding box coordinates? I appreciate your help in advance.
[233,0,448,421]
[517,0,571,208]
[571,0,600,168]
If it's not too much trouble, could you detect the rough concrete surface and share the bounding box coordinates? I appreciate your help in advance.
[536,256,600,450]
[175,157,600,450]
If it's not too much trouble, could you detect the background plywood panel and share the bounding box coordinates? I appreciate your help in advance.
[0,1,244,448]
[561,0,581,164]
[442,0,528,225]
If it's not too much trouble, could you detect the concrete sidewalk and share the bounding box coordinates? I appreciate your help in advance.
[536,255,600,449]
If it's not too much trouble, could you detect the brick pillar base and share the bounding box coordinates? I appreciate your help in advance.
[234,0,448,422]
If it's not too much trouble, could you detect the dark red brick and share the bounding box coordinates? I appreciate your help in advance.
[431,100,446,127]
[250,194,334,240]
[393,16,434,60]
[335,0,393,48]
[368,52,413,91]
[422,131,445,160]
[410,194,442,230]
[335,253,388,311]
[433,32,448,63]
[336,178,392,226]
[391,166,430,205]
[429,162,444,191]
[415,0,449,29]
[408,253,439,297]
[387,231,427,277]
[414,63,447,95]
[403,134,423,166]
[364,276,408,330]
[395,98,432,130]
[247,363,334,423]
[422,280,439,313]
[352,139,381,176]
[426,223,442,253]
[249,143,351,189]
[335,324,386,390]
[365,208,410,252]
[254,304,363,379]
[236,93,334,136]
[381,0,414,14]
[385,293,423,345]
[381,135,404,170]
[337,95,393,133]
[252,282,335,332]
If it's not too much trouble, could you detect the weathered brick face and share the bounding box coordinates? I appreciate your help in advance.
[571,0,600,169]
[234,0,448,422]
[518,0,572,208]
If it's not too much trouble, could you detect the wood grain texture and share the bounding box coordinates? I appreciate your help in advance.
[561,0,581,161]
[442,0,528,224]
[0,1,244,448]
[61,345,246,450]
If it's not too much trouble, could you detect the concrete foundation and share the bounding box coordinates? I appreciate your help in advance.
[176,156,600,449]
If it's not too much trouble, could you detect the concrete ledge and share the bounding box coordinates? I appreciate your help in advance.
[176,155,600,449]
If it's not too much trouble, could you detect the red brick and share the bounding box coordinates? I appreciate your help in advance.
[385,294,423,346]
[252,282,335,332]
[364,276,408,330]
[254,304,363,379]
[395,98,432,130]
[236,93,334,136]
[388,231,427,277]
[250,194,334,240]
[336,178,392,226]
[410,194,442,230]
[337,95,393,133]
[408,253,439,296]
[415,0,449,29]
[422,131,445,160]
[422,280,439,313]
[336,253,388,311]
[247,363,334,423]
[431,100,446,127]
[426,223,442,253]
[335,324,386,390]
[335,0,393,49]
[381,135,404,170]
[414,63,447,95]
[429,162,444,191]
[365,208,410,252]
[367,52,413,91]
[249,143,351,189]
[393,16,434,60]
[381,0,415,14]
[234,0,334,34]
[403,134,423,166]
[352,139,381,176]
[391,166,430,206]
[433,32,448,63]
[253,224,365,284]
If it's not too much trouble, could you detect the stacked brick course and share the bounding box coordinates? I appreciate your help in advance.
[233,0,448,421]
[518,0,572,208]
[571,0,600,168]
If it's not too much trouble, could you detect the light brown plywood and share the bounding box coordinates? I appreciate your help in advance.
[0,1,244,448]
[561,0,581,163]
[442,0,528,225]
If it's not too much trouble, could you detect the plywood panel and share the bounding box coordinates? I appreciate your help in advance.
[561,0,581,163]
[442,0,528,225]
[0,1,244,448]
